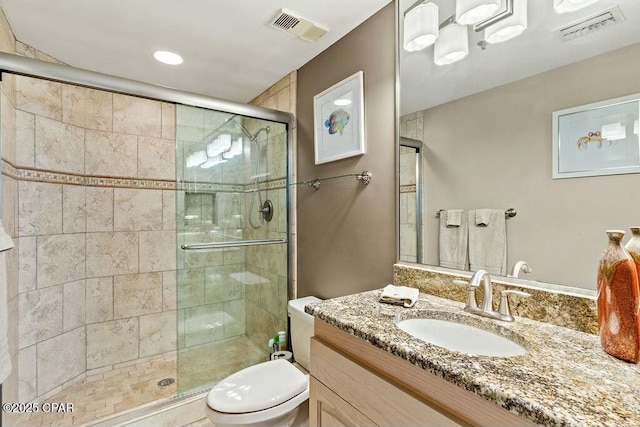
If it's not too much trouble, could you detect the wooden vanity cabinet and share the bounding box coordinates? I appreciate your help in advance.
[309,319,538,427]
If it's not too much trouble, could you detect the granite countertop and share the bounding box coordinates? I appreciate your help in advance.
[305,290,640,427]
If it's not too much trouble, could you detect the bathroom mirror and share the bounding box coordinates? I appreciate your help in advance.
[398,0,640,290]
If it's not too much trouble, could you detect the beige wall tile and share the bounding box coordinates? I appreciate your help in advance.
[61,84,85,127]
[37,234,85,288]
[183,303,224,347]
[1,92,16,164]
[63,185,86,233]
[2,73,16,108]
[177,268,204,309]
[0,9,15,55]
[5,241,18,302]
[87,318,138,369]
[113,272,163,318]
[15,41,35,58]
[139,230,176,273]
[139,311,177,357]
[16,76,62,121]
[138,136,175,180]
[113,94,162,137]
[85,89,113,131]
[37,327,85,396]
[1,176,16,238]
[63,280,86,332]
[34,116,85,174]
[18,345,36,402]
[18,236,36,293]
[85,129,137,177]
[162,102,175,140]
[86,187,114,232]
[15,110,35,168]
[114,188,163,231]
[163,271,177,311]
[86,277,113,324]
[223,299,245,338]
[18,286,63,348]
[18,181,62,237]
[163,190,176,231]
[86,232,138,278]
[204,265,243,304]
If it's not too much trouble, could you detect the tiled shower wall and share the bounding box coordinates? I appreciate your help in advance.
[0,8,19,423]
[399,111,423,263]
[244,74,296,351]
[11,75,178,402]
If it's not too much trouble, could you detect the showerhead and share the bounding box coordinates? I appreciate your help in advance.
[251,126,271,141]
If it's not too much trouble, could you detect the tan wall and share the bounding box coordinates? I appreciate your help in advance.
[421,42,640,289]
[296,4,396,299]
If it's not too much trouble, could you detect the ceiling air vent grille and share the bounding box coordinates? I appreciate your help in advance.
[558,6,625,41]
[270,9,329,43]
[272,11,300,31]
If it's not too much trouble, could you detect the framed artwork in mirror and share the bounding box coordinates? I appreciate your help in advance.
[313,71,365,165]
[552,93,640,179]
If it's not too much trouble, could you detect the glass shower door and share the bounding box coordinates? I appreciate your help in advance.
[175,105,288,394]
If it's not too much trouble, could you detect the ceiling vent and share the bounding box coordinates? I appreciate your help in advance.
[271,9,329,42]
[558,6,625,41]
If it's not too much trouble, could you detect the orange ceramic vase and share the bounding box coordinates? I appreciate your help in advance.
[625,226,640,285]
[597,230,640,363]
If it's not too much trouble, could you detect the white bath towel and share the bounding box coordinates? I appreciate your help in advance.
[468,209,507,275]
[0,220,15,385]
[439,210,468,270]
[446,209,463,227]
[475,209,493,226]
[379,285,419,308]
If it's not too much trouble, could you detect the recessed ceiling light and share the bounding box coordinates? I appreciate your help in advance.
[153,50,183,65]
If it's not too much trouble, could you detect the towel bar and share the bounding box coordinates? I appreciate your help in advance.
[436,208,516,218]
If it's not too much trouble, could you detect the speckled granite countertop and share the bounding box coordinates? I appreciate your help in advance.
[305,290,640,427]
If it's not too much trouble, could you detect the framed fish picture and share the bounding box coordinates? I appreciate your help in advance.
[313,71,365,164]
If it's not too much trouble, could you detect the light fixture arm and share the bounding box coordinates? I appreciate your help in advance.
[473,0,514,32]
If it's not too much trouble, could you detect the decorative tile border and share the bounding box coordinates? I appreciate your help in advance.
[400,184,416,193]
[2,160,289,193]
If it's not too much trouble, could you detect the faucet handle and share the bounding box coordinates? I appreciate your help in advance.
[499,290,531,321]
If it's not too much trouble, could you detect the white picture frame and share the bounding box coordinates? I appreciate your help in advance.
[552,93,640,179]
[313,71,365,165]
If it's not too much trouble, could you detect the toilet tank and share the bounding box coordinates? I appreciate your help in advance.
[287,296,321,370]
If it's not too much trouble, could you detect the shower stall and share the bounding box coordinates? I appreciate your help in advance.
[0,53,292,426]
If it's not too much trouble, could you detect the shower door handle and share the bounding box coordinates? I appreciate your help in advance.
[180,238,287,251]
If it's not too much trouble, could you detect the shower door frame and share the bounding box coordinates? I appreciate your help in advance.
[0,50,297,306]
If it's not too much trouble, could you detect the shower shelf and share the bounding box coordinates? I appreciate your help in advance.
[294,170,372,190]
[180,237,286,251]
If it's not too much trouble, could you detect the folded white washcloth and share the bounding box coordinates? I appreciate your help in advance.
[475,209,493,226]
[379,285,419,308]
[446,209,463,227]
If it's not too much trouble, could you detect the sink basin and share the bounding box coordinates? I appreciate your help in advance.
[396,318,527,357]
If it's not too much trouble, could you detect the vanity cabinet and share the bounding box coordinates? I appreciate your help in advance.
[309,319,538,427]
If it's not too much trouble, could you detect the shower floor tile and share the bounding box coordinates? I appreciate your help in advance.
[6,336,268,427]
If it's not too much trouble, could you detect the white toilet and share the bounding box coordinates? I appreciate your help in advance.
[206,296,321,427]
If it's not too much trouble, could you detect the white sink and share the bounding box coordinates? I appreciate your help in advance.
[397,318,527,357]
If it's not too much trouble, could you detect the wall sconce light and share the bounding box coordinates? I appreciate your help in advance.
[403,1,439,52]
[434,23,469,65]
[485,0,527,44]
[456,0,501,25]
[553,0,601,14]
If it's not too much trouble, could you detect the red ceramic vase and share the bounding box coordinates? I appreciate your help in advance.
[597,230,640,363]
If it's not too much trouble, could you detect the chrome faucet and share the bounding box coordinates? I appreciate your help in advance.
[457,270,530,322]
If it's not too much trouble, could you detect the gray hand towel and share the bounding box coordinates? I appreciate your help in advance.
[469,209,507,275]
[439,211,468,270]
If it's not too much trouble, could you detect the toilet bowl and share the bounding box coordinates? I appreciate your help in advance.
[206,296,321,427]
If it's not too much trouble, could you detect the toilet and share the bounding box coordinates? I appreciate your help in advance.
[206,296,321,427]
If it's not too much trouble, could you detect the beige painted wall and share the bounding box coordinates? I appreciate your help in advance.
[421,42,640,289]
[296,3,396,299]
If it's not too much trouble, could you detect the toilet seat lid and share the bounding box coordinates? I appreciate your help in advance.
[207,359,307,414]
